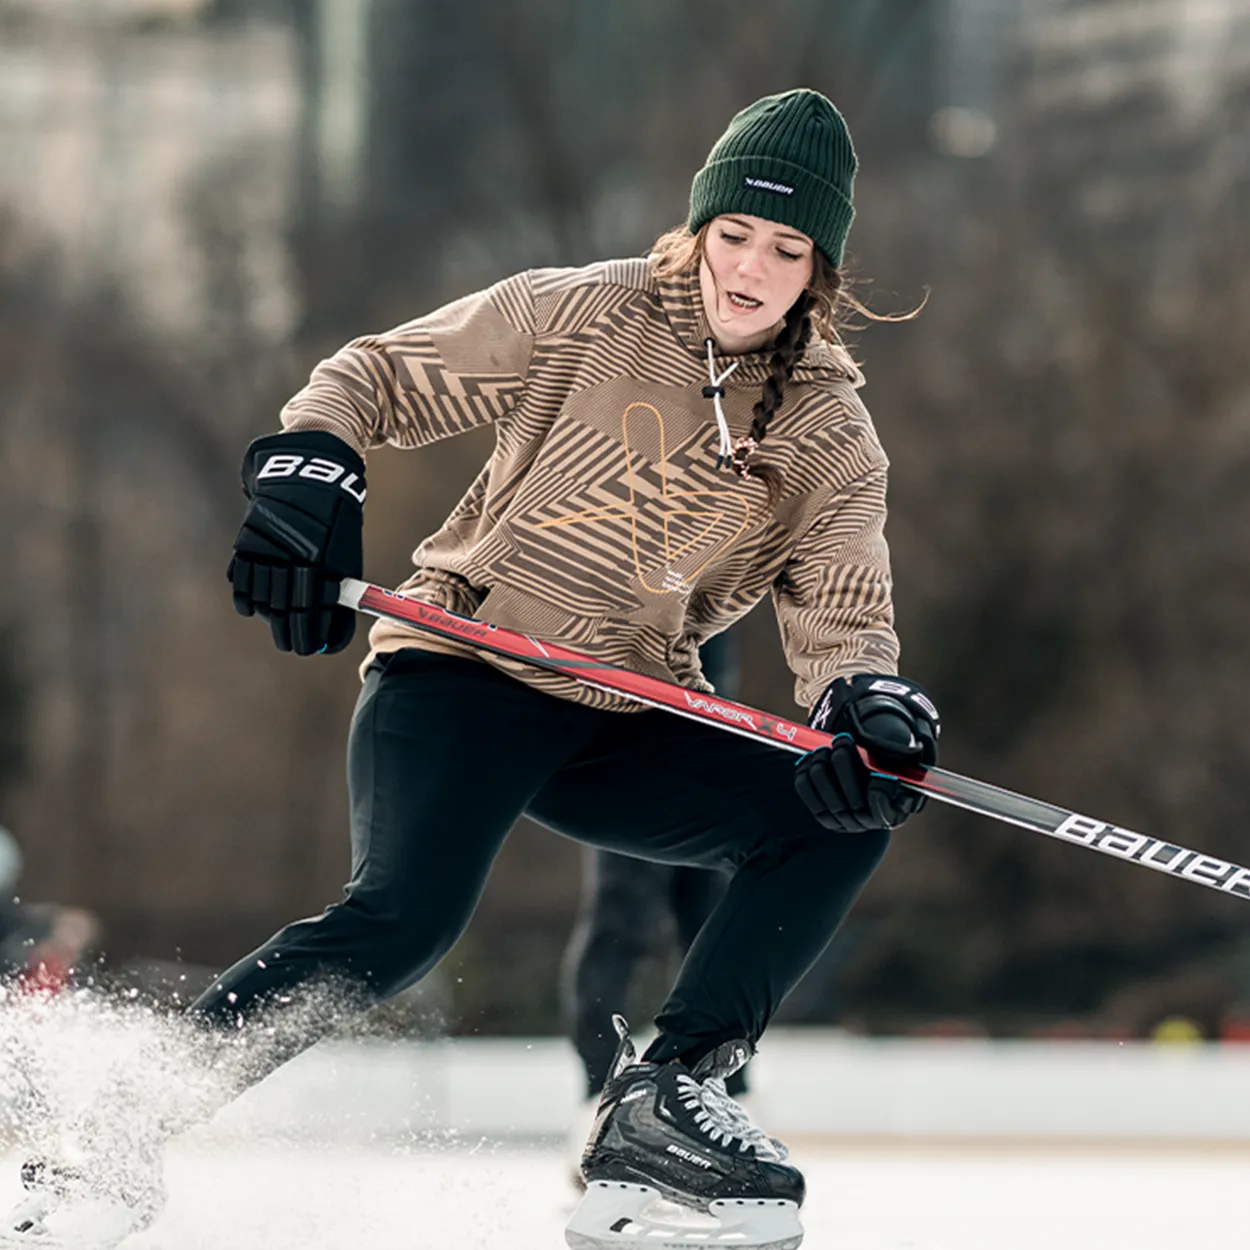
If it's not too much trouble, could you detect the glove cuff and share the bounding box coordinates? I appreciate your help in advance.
[810,673,940,767]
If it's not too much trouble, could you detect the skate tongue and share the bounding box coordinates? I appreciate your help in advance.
[690,1038,753,1083]
[605,1014,638,1084]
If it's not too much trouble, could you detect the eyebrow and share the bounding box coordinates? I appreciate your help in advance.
[722,216,812,247]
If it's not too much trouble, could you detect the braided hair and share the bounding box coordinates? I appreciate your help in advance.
[730,288,819,506]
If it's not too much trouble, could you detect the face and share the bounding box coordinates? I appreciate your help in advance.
[699,213,815,354]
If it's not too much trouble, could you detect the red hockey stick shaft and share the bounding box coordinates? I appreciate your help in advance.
[339,579,1250,903]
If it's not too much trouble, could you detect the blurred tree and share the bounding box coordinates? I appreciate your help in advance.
[0,630,24,812]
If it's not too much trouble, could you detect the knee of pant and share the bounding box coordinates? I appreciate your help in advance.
[327,901,455,996]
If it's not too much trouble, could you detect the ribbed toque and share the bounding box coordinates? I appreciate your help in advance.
[689,88,857,265]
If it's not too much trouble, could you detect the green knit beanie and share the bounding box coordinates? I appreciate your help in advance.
[689,88,857,266]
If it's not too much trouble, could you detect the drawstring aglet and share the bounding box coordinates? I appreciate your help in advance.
[703,339,740,471]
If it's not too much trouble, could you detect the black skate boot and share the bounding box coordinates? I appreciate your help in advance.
[566,1016,804,1250]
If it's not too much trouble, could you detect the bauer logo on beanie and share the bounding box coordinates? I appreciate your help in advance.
[690,88,857,265]
[743,176,794,196]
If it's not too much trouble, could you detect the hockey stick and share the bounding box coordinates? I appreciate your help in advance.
[339,578,1250,903]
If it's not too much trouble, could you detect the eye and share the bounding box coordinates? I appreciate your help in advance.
[719,230,747,245]
[776,247,803,262]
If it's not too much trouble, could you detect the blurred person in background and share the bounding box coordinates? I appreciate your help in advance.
[7,89,939,1250]
[0,826,100,995]
[560,631,750,1187]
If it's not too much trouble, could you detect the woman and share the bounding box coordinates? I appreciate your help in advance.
[8,89,938,1250]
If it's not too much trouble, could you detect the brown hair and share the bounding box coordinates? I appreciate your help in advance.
[651,221,910,505]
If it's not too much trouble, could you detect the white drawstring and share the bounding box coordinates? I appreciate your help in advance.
[703,338,740,468]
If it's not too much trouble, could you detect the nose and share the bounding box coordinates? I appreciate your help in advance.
[735,242,766,281]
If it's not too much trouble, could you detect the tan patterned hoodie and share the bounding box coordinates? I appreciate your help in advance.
[279,257,899,711]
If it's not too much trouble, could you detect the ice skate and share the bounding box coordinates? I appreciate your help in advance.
[565,1017,804,1250]
[0,1155,164,1250]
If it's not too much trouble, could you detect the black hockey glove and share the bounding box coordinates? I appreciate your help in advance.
[794,674,940,833]
[228,430,366,656]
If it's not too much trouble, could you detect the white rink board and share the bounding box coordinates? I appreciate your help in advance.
[206,1029,1250,1144]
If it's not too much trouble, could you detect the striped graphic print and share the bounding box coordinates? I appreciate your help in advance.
[280,258,898,710]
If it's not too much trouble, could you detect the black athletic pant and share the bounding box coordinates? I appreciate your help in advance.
[190,650,888,1083]
[561,854,745,1097]
[561,627,746,1098]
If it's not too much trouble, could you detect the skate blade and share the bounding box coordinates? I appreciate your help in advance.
[0,1193,141,1250]
[566,1181,803,1250]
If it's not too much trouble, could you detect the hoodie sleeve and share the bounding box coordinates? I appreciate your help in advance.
[279,271,536,455]
[772,468,900,710]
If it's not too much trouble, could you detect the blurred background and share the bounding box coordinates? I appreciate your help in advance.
[2,0,1250,1046]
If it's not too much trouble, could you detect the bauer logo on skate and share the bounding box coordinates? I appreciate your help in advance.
[1053,815,1250,898]
[665,1144,714,1169]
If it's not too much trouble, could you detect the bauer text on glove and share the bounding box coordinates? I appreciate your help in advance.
[227,430,365,656]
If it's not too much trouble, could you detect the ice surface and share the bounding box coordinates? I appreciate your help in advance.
[1,1140,1244,1250]
[2,993,1246,1248]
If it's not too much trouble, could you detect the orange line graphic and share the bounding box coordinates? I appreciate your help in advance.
[534,402,752,594]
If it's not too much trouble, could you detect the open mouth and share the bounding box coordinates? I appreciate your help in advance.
[727,291,763,311]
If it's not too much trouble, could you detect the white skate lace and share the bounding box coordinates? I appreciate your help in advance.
[675,1074,789,1162]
